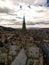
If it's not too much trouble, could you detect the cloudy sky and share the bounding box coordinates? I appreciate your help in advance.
[0,0,49,28]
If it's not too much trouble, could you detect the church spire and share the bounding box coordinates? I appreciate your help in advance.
[22,16,26,31]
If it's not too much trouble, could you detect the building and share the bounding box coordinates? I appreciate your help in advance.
[22,16,26,31]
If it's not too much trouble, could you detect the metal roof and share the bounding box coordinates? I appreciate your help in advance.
[11,48,27,65]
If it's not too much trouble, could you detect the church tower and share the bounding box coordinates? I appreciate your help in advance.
[22,16,26,31]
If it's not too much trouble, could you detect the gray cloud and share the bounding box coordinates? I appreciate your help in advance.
[11,0,47,5]
[26,21,49,25]
[0,18,22,25]
[0,0,49,28]
[0,8,10,13]
[11,0,35,4]
[0,7,14,14]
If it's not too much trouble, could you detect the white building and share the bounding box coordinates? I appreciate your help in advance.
[9,45,17,55]
[28,46,40,58]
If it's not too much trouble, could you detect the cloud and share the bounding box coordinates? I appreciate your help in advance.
[11,0,35,4]
[34,0,47,5]
[0,0,49,28]
[11,0,47,5]
[0,8,12,13]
